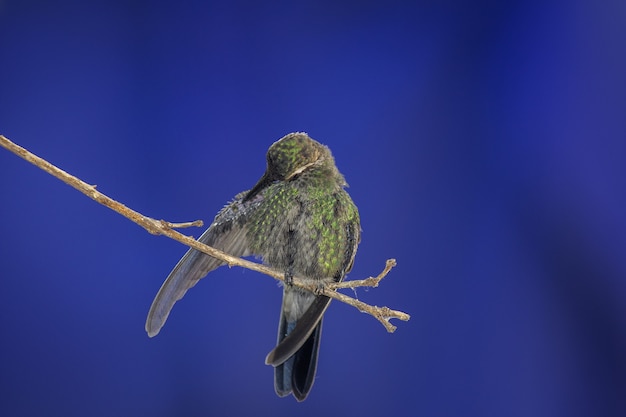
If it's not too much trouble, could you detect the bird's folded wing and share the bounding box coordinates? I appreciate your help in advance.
[265,295,332,366]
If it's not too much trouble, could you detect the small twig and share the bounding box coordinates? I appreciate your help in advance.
[302,259,407,332]
[0,134,410,332]
[159,219,204,229]
[329,258,397,290]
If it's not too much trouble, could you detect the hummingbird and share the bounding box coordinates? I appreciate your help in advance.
[145,132,361,401]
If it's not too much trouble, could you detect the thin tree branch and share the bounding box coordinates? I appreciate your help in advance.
[0,134,410,332]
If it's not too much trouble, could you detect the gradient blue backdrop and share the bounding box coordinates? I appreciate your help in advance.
[1,1,625,416]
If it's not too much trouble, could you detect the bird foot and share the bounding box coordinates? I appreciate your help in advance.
[284,271,294,286]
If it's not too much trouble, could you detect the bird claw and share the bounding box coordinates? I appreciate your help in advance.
[313,283,325,296]
[284,271,294,286]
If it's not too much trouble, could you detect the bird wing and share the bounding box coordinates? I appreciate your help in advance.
[145,193,257,337]
[265,295,331,366]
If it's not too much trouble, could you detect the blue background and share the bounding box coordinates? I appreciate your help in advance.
[1,1,625,416]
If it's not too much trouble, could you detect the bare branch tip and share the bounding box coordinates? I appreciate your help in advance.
[384,323,398,333]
